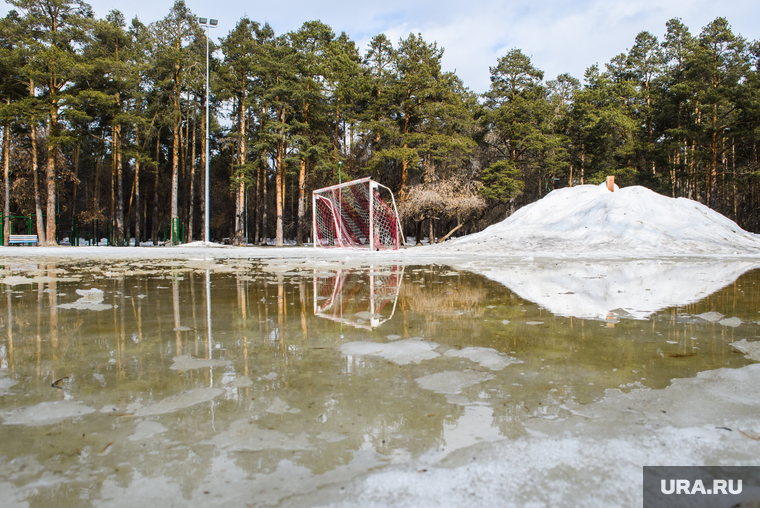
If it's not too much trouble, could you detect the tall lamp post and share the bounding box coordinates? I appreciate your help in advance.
[199,17,217,244]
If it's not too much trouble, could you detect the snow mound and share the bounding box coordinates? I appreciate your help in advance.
[445,183,760,256]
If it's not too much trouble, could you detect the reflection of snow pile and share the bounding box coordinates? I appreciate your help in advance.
[339,340,439,365]
[461,260,756,320]
[446,183,760,256]
[57,288,113,311]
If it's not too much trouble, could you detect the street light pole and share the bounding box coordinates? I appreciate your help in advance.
[199,17,217,244]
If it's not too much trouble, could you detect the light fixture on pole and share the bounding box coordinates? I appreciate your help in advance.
[199,17,218,244]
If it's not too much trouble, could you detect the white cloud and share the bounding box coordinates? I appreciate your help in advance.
[1,0,758,93]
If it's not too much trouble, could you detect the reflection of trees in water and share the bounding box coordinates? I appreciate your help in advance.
[1,262,759,505]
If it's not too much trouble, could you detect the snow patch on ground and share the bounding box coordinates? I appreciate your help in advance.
[340,340,440,365]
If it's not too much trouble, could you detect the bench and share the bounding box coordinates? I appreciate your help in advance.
[8,234,39,245]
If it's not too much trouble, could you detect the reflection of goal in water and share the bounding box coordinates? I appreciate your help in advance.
[313,267,404,330]
[312,177,404,250]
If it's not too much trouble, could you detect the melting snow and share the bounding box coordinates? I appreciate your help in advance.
[445,183,760,256]
[339,340,440,365]
[444,347,521,371]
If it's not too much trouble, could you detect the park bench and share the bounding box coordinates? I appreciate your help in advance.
[8,234,39,245]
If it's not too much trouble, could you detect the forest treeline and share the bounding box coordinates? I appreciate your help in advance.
[1,0,759,246]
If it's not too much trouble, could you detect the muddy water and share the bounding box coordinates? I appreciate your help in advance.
[0,261,757,507]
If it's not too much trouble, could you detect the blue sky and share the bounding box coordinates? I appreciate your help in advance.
[3,0,759,93]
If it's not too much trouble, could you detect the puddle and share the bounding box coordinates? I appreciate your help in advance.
[0,260,758,506]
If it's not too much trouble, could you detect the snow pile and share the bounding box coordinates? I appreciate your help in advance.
[445,183,760,256]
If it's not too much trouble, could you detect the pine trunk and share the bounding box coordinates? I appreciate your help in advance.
[2,119,9,245]
[32,123,46,243]
[45,109,57,245]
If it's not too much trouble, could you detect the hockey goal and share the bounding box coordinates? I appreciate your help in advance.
[312,177,403,250]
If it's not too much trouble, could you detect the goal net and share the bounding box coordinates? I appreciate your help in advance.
[313,267,404,330]
[312,177,403,250]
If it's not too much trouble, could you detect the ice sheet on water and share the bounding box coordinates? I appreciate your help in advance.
[128,421,168,441]
[170,355,231,372]
[444,347,521,371]
[732,339,760,361]
[695,311,724,322]
[204,419,312,452]
[3,401,95,426]
[266,396,301,414]
[134,388,223,416]
[339,340,440,365]
[415,370,494,395]
[57,288,113,311]
[719,317,742,327]
[227,376,253,388]
[0,378,17,396]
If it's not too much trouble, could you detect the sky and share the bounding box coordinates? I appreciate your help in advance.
[2,0,759,94]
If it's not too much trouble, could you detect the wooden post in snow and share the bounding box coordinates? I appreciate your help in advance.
[606,176,615,192]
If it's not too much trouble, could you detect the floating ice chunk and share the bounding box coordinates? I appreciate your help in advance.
[444,347,521,371]
[732,339,760,361]
[501,320,510,325]
[695,312,724,322]
[719,317,742,328]
[386,334,402,341]
[316,431,348,442]
[228,376,253,388]
[260,372,278,381]
[0,378,17,396]
[173,326,192,332]
[525,321,544,325]
[3,401,95,426]
[415,370,494,395]
[129,420,168,441]
[57,288,113,311]
[339,340,440,365]
[266,397,301,414]
[170,355,230,372]
[0,276,35,286]
[205,419,311,451]
[134,388,223,416]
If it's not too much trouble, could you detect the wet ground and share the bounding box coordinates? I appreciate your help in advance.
[0,257,759,507]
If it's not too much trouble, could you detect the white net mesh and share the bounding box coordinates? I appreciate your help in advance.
[313,267,404,330]
[313,177,402,250]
